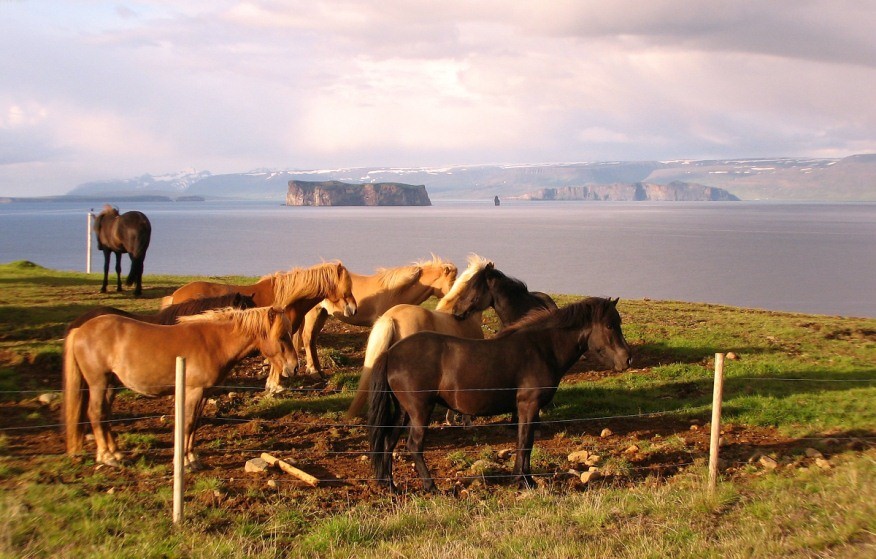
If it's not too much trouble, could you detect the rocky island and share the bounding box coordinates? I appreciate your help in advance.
[516,181,739,202]
[286,180,431,206]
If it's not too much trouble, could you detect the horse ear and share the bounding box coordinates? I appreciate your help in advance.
[610,297,619,307]
[485,262,495,271]
[444,265,453,276]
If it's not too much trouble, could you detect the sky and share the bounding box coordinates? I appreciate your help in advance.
[2,1,875,197]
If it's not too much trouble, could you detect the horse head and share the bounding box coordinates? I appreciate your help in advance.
[420,255,458,299]
[583,298,632,372]
[327,263,357,318]
[261,307,299,378]
[450,262,496,319]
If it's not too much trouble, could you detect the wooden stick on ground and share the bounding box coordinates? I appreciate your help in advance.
[260,452,320,487]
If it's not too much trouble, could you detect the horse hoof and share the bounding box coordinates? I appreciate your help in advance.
[101,456,123,468]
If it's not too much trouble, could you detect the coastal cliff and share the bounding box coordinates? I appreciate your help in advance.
[286,180,432,206]
[516,181,739,202]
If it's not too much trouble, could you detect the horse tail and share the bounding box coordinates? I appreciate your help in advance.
[62,329,87,456]
[347,314,397,418]
[367,351,399,483]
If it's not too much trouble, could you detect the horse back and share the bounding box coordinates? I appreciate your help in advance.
[382,304,485,340]
[386,331,535,417]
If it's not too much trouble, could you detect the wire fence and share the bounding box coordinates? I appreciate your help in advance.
[3,372,873,493]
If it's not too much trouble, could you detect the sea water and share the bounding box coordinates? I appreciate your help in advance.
[0,199,873,318]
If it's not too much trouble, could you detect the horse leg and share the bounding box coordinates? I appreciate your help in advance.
[100,250,111,293]
[114,252,123,292]
[264,364,285,394]
[406,403,436,492]
[131,256,143,296]
[87,379,121,467]
[183,388,206,470]
[512,399,540,489]
[302,307,329,377]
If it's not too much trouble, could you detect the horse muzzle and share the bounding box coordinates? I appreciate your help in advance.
[341,301,357,318]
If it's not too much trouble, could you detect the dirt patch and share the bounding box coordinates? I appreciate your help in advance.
[1,320,868,513]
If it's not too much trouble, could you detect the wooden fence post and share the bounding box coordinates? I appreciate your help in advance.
[86,212,93,274]
[708,352,725,496]
[173,356,186,524]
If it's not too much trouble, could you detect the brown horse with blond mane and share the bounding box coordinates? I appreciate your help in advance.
[296,255,457,377]
[346,254,491,418]
[161,262,358,392]
[63,306,298,469]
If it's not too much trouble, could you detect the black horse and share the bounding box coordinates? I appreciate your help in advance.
[66,293,256,332]
[368,297,632,492]
[93,205,151,296]
[449,262,557,327]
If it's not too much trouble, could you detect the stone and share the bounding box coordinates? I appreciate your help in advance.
[580,470,602,484]
[815,458,832,470]
[37,393,58,405]
[497,449,514,460]
[624,445,639,454]
[567,450,590,465]
[804,448,824,459]
[600,428,613,438]
[245,457,270,473]
[759,456,778,470]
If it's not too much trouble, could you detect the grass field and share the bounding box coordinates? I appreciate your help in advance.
[0,260,874,558]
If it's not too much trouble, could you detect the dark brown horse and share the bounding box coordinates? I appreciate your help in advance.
[368,297,632,492]
[66,293,256,332]
[449,261,557,326]
[93,205,151,296]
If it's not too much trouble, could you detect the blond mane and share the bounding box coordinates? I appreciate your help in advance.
[435,253,492,311]
[373,254,453,290]
[178,306,275,339]
[271,262,349,308]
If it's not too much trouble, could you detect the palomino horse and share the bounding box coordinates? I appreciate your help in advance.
[296,255,457,377]
[66,293,256,332]
[63,307,298,469]
[161,262,357,392]
[346,254,491,418]
[369,297,632,492]
[93,205,151,296]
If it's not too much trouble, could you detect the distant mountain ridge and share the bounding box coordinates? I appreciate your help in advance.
[65,154,876,201]
[516,181,739,202]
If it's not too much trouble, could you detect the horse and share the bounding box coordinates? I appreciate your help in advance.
[93,205,151,296]
[296,255,457,377]
[160,262,357,393]
[449,261,557,327]
[368,297,632,492]
[63,306,298,469]
[346,254,492,418]
[66,293,256,332]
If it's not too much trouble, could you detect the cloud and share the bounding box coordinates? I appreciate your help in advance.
[0,1,874,196]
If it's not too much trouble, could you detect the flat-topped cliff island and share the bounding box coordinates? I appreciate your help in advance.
[286,180,431,206]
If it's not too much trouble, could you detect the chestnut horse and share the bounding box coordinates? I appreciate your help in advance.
[93,205,151,296]
[161,262,357,392]
[346,254,491,418]
[63,307,298,469]
[296,255,457,377]
[66,293,256,332]
[369,297,632,492]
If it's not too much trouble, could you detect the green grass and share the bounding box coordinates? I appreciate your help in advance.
[1,261,874,557]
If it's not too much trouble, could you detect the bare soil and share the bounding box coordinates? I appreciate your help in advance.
[0,319,858,513]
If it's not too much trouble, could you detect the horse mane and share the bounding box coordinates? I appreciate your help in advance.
[271,262,348,308]
[496,297,612,337]
[374,254,455,291]
[374,265,422,291]
[178,306,277,339]
[435,253,492,311]
[160,293,255,323]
